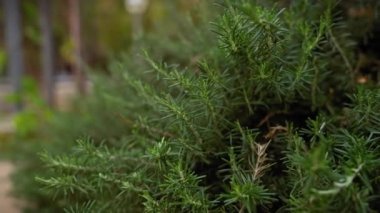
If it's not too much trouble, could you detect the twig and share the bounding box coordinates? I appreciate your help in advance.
[264,125,288,140]
[257,110,286,127]
[251,141,272,181]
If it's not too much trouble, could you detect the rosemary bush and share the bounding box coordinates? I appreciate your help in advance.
[13,0,380,212]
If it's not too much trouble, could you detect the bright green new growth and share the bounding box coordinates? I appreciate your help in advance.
[32,0,379,212]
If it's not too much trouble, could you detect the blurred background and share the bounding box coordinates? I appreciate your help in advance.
[0,0,203,114]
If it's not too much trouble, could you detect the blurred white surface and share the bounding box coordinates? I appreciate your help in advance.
[125,0,149,14]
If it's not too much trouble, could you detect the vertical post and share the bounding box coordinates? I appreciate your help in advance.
[125,0,149,40]
[39,0,55,106]
[131,13,143,40]
[68,0,85,94]
[3,0,24,111]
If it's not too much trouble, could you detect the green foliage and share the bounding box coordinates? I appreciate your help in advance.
[11,0,380,212]
[22,1,41,45]
[0,49,7,75]
[13,78,52,138]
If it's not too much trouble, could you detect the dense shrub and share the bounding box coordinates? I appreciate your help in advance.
[10,1,216,212]
[12,0,380,212]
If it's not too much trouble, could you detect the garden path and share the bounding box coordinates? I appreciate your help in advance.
[0,161,20,213]
[0,114,19,213]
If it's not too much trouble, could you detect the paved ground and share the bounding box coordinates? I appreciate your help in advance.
[0,115,14,135]
[1,116,20,212]
[0,162,20,213]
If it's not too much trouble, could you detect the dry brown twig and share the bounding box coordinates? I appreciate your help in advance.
[250,141,272,181]
[264,125,288,140]
[257,110,287,127]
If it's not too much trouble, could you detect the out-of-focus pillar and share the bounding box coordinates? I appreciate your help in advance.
[3,0,25,111]
[68,0,86,95]
[39,0,55,106]
[125,0,149,40]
